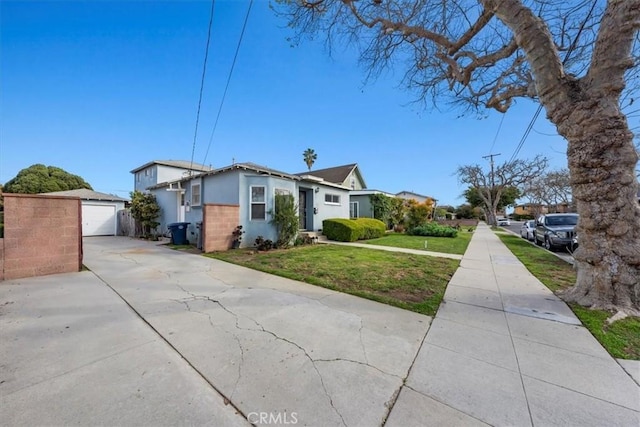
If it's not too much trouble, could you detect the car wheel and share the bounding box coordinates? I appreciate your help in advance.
[544,237,554,251]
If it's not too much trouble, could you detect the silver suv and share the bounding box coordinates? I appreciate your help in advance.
[534,213,579,251]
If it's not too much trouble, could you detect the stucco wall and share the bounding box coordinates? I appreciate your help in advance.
[308,185,351,232]
[202,204,240,252]
[350,194,374,218]
[2,194,82,280]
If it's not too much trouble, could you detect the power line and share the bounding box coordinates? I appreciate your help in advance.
[507,1,597,164]
[202,0,254,167]
[489,112,506,155]
[189,0,216,173]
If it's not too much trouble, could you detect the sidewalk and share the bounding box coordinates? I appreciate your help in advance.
[386,222,639,426]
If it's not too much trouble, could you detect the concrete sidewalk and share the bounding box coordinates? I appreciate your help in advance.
[2,226,638,426]
[386,222,640,426]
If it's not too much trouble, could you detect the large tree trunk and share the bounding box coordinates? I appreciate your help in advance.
[557,105,640,316]
[491,0,640,315]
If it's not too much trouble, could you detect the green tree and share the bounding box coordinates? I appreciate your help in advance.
[278,0,640,319]
[129,191,161,238]
[464,186,521,219]
[369,193,393,226]
[457,157,546,226]
[4,164,92,194]
[303,148,317,171]
[271,193,299,248]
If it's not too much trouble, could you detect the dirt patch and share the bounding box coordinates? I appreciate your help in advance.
[380,288,434,303]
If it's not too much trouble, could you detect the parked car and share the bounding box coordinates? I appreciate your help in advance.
[520,220,535,240]
[535,213,579,251]
[497,218,511,226]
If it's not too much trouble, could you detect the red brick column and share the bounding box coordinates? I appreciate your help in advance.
[202,204,240,252]
[2,193,82,280]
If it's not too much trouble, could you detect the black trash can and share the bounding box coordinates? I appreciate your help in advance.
[168,222,190,245]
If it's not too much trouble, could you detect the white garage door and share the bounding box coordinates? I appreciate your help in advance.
[82,204,116,236]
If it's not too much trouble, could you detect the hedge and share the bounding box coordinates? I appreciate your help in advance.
[354,218,386,239]
[407,222,458,238]
[322,218,363,242]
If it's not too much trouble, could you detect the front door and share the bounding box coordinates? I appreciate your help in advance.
[177,192,186,222]
[299,190,306,230]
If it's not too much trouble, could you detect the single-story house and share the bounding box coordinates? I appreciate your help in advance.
[43,189,128,236]
[348,189,396,218]
[136,161,351,250]
[395,190,437,205]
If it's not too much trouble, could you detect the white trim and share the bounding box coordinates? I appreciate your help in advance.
[250,185,267,221]
[191,179,201,207]
[350,201,359,218]
[324,193,341,205]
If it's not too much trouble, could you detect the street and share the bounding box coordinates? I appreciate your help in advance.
[502,220,575,265]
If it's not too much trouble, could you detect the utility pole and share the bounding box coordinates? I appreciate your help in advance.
[483,153,501,223]
[482,153,501,188]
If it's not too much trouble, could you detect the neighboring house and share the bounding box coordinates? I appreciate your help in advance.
[348,189,396,218]
[302,164,367,190]
[130,160,212,193]
[139,162,350,249]
[43,189,128,236]
[395,190,437,205]
[513,203,547,217]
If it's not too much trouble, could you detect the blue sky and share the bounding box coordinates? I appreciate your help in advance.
[1,0,570,206]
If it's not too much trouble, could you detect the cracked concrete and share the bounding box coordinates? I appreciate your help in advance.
[80,237,430,426]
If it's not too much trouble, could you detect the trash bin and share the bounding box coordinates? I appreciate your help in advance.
[196,221,203,250]
[168,222,190,245]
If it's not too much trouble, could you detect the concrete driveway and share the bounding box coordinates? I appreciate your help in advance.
[1,237,430,426]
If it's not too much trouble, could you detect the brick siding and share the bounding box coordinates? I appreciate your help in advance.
[1,194,82,280]
[202,204,240,252]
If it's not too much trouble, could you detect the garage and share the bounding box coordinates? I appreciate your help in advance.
[82,204,117,236]
[43,189,128,236]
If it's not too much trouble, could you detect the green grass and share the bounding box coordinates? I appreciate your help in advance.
[362,231,473,255]
[206,245,459,316]
[497,232,640,360]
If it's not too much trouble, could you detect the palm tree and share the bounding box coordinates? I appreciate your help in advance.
[303,148,317,171]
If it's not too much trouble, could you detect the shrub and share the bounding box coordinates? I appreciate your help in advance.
[270,193,298,248]
[322,218,363,242]
[354,218,386,239]
[406,203,433,229]
[407,222,458,238]
[255,236,274,251]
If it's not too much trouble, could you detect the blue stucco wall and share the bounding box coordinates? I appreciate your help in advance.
[238,174,297,246]
[150,188,179,236]
[312,185,350,231]
[350,194,374,218]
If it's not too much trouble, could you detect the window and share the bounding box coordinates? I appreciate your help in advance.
[136,172,141,182]
[251,186,266,220]
[350,201,359,218]
[191,182,201,207]
[325,193,340,205]
[144,169,150,177]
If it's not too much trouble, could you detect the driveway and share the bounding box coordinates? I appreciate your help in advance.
[2,237,430,426]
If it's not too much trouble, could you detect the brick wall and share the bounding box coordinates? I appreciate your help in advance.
[2,194,82,280]
[202,204,240,252]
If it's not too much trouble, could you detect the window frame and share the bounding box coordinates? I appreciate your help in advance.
[191,180,201,207]
[250,185,267,221]
[349,201,359,218]
[324,193,341,205]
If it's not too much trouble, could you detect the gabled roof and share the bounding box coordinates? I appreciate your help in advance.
[147,162,300,190]
[396,191,437,201]
[42,188,129,202]
[298,163,366,188]
[130,160,212,174]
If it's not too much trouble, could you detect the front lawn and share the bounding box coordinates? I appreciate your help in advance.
[206,245,459,316]
[497,233,640,360]
[362,231,473,255]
